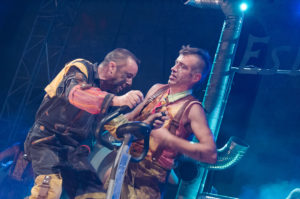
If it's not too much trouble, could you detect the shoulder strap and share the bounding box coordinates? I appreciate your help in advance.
[145,85,169,105]
[138,85,169,116]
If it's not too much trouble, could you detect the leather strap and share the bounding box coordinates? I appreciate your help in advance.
[37,175,52,199]
[144,85,169,108]
[136,85,169,120]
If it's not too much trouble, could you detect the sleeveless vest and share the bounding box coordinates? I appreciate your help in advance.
[131,84,202,169]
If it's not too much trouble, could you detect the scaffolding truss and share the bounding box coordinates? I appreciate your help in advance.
[0,0,82,147]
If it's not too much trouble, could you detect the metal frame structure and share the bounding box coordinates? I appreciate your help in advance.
[177,1,300,198]
[231,66,300,76]
[0,0,81,147]
[177,0,245,198]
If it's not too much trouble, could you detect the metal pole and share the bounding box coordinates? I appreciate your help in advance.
[177,1,245,198]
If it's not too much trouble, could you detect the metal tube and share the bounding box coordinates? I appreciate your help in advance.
[177,1,245,198]
[184,0,222,9]
[199,136,249,170]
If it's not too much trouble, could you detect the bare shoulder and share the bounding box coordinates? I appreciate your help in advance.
[187,102,206,120]
[182,102,208,134]
[145,83,166,99]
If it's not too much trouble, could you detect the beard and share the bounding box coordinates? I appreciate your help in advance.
[100,79,128,94]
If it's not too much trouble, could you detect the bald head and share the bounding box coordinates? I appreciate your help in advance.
[100,48,140,69]
[98,48,140,93]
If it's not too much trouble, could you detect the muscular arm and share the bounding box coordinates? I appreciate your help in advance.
[186,104,217,163]
[151,104,217,164]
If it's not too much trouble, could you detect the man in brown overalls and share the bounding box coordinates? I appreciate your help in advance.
[24,48,146,199]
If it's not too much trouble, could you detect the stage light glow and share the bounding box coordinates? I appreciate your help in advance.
[240,2,248,11]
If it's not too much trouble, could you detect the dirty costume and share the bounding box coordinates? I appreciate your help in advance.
[106,84,201,199]
[24,59,114,199]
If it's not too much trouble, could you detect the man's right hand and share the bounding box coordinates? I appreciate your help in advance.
[143,112,168,129]
[112,90,144,109]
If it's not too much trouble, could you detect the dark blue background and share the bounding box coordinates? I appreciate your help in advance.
[0,0,299,198]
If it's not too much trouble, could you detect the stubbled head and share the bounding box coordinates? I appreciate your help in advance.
[98,48,140,93]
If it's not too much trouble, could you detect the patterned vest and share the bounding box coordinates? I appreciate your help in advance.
[131,84,201,169]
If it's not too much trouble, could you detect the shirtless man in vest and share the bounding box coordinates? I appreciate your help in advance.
[106,45,217,199]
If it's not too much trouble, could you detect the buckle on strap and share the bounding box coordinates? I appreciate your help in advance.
[37,175,52,198]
